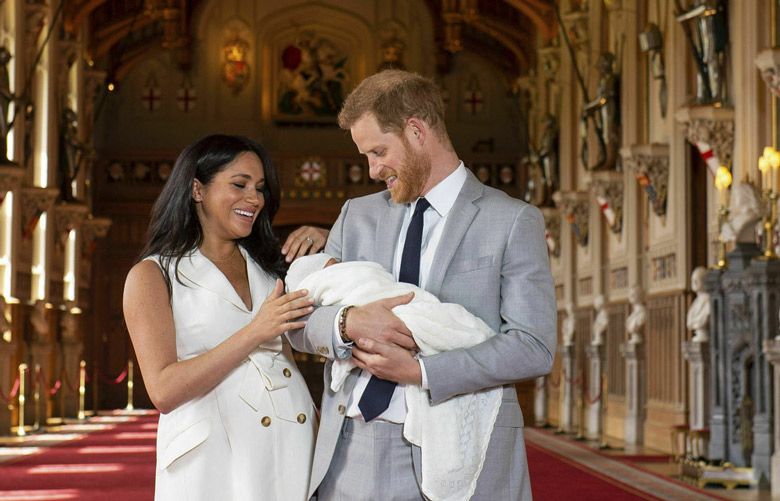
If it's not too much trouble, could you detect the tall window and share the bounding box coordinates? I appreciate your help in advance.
[1,0,16,161]
[63,228,76,301]
[0,192,13,298]
[31,213,46,300]
[33,63,49,187]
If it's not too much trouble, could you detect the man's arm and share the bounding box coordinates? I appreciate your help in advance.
[287,198,418,359]
[422,204,557,404]
[286,201,349,359]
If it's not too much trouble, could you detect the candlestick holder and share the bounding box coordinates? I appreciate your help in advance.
[760,190,779,260]
[716,204,730,269]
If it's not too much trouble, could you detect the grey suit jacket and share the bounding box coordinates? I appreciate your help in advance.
[288,169,557,500]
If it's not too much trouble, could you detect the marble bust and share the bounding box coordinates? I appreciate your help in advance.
[592,294,608,346]
[721,182,761,243]
[686,266,710,342]
[562,302,575,347]
[625,285,646,343]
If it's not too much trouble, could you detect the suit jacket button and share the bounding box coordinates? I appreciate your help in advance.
[283,368,292,378]
[297,413,307,424]
[261,416,271,427]
[337,405,346,415]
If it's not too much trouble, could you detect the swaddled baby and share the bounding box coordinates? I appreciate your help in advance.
[286,254,502,501]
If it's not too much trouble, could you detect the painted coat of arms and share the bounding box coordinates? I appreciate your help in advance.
[277,31,348,120]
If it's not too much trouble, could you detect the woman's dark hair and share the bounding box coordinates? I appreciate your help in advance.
[140,134,286,293]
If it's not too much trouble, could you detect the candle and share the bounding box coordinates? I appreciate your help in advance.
[771,150,780,193]
[760,156,770,191]
[715,166,732,208]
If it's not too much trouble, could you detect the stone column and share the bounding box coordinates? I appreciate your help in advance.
[585,343,603,439]
[60,309,83,418]
[763,339,780,495]
[0,341,16,433]
[534,376,548,426]
[559,343,575,433]
[621,337,644,445]
[682,339,709,455]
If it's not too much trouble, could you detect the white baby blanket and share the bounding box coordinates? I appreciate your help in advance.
[289,258,502,501]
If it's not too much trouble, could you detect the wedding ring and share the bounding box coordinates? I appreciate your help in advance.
[306,236,313,245]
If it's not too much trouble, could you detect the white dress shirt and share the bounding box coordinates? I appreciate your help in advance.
[336,162,468,423]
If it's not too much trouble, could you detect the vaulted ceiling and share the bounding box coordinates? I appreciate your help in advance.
[67,0,556,84]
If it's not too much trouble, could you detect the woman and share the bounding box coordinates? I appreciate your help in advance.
[123,135,316,500]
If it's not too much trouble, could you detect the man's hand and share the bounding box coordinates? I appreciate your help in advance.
[345,293,416,350]
[351,338,422,385]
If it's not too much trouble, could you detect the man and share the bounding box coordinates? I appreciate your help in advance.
[288,69,556,500]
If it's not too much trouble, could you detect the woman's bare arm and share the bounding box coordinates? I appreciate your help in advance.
[123,260,312,413]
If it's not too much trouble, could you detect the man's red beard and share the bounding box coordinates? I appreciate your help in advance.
[389,139,432,203]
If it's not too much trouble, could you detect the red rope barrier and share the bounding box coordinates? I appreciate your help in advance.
[585,386,602,405]
[99,367,128,385]
[62,367,78,393]
[0,376,20,404]
[34,369,64,398]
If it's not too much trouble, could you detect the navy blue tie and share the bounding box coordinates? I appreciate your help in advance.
[358,197,430,422]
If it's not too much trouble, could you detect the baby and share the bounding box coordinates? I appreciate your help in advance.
[286,253,502,501]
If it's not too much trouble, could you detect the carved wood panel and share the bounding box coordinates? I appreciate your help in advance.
[646,292,686,405]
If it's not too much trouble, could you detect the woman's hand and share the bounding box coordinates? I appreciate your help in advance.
[281,226,329,263]
[250,279,314,342]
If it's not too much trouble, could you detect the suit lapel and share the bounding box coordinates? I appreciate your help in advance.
[176,249,251,312]
[373,193,406,272]
[427,170,483,297]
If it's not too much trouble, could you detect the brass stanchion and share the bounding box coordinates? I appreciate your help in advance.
[78,360,86,420]
[33,364,41,432]
[16,364,27,437]
[91,366,98,417]
[125,360,134,411]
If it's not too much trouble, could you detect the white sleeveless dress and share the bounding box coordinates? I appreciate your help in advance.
[148,248,316,501]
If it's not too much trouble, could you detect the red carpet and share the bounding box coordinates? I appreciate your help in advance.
[0,412,157,501]
[527,441,663,500]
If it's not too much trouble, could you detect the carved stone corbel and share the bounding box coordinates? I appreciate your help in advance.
[0,164,25,196]
[590,170,624,234]
[52,201,89,243]
[675,105,734,175]
[540,207,561,258]
[20,187,58,239]
[756,48,780,98]
[553,190,590,247]
[622,144,670,218]
[80,215,112,248]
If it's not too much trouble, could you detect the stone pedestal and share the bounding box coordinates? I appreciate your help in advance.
[559,343,575,432]
[0,342,16,434]
[534,376,548,426]
[706,243,776,483]
[585,343,603,439]
[621,338,644,445]
[683,339,710,431]
[61,341,83,417]
[762,338,780,495]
